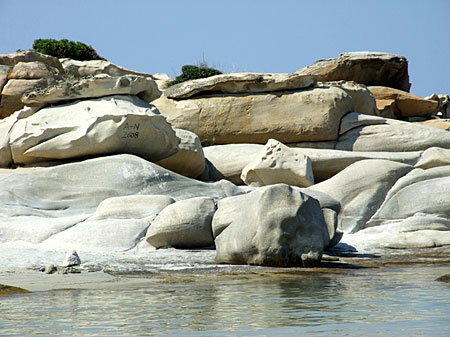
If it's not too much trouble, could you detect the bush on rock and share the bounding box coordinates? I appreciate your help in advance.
[33,39,105,61]
[167,65,222,87]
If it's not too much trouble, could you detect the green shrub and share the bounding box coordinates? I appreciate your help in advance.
[168,65,222,87]
[32,38,105,61]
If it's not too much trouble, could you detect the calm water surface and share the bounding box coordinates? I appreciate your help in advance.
[1,263,449,336]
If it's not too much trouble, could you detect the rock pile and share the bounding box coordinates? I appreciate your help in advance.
[1,50,449,268]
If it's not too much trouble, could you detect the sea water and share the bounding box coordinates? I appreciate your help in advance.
[1,247,449,337]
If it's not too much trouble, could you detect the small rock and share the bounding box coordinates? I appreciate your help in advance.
[63,250,81,267]
[44,264,57,274]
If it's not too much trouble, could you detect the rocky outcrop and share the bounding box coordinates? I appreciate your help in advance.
[146,197,216,248]
[8,95,178,166]
[368,86,438,118]
[309,159,414,233]
[414,147,450,169]
[0,50,64,118]
[214,184,331,267]
[318,81,379,116]
[156,128,205,178]
[203,144,263,184]
[154,86,354,144]
[22,74,161,105]
[164,72,316,99]
[414,119,450,131]
[344,166,450,249]
[241,139,314,187]
[0,154,244,252]
[295,52,410,92]
[60,58,155,78]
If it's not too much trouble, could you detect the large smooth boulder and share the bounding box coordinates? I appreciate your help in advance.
[60,58,154,79]
[22,74,161,105]
[212,186,341,242]
[146,197,216,248]
[8,95,179,165]
[154,86,354,144]
[156,128,205,178]
[203,144,263,184]
[295,52,410,92]
[8,61,56,80]
[309,159,414,233]
[368,86,438,118]
[214,184,331,267]
[164,72,316,99]
[241,139,314,187]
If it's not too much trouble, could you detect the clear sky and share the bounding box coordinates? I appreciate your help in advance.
[1,0,449,97]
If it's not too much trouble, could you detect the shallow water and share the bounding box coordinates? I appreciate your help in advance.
[1,263,449,336]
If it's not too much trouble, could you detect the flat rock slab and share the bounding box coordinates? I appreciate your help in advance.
[164,72,316,99]
[22,74,161,105]
[155,86,354,145]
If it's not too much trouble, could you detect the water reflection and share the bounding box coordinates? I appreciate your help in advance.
[1,265,449,336]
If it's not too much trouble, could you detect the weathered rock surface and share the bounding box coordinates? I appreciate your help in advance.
[146,197,216,248]
[415,147,450,169]
[0,106,40,167]
[318,81,379,116]
[8,95,178,165]
[204,142,421,183]
[62,250,81,267]
[366,166,450,229]
[425,93,449,118]
[0,154,243,251]
[212,186,341,243]
[154,86,354,144]
[89,195,175,220]
[368,86,438,118]
[0,50,64,75]
[241,139,314,187]
[203,144,262,184]
[156,128,205,178]
[0,65,11,93]
[414,119,450,131]
[287,147,421,182]
[42,195,175,252]
[0,78,48,118]
[9,61,56,80]
[164,72,316,99]
[309,159,414,233]
[335,112,450,152]
[215,184,331,267]
[0,51,64,118]
[295,51,410,92]
[23,74,161,105]
[60,58,154,78]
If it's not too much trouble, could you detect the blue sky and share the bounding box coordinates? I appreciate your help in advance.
[1,0,449,97]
